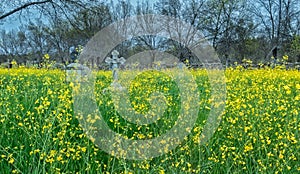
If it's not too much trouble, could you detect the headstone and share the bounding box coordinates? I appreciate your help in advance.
[105,50,126,90]
[8,59,12,69]
[66,63,90,83]
[69,46,79,63]
[105,50,126,81]
[178,62,184,70]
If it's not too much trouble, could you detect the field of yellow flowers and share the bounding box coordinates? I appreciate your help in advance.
[0,67,299,173]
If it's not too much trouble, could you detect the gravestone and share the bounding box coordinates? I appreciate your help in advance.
[69,46,79,63]
[66,63,90,83]
[105,50,126,81]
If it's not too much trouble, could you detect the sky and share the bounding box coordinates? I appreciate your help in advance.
[0,5,49,31]
[0,16,28,31]
[0,0,150,32]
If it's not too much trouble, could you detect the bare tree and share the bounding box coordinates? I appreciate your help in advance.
[25,21,52,64]
[0,29,29,62]
[250,0,300,59]
[0,0,91,24]
[0,0,51,20]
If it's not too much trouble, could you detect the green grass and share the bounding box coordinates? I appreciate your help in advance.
[0,68,299,173]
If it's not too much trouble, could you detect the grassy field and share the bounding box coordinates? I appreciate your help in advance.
[0,67,299,173]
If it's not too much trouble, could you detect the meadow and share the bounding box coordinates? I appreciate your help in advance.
[0,66,299,173]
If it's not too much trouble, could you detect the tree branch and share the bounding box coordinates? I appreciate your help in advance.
[0,0,52,20]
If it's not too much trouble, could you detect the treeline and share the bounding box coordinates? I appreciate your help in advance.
[0,0,300,66]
